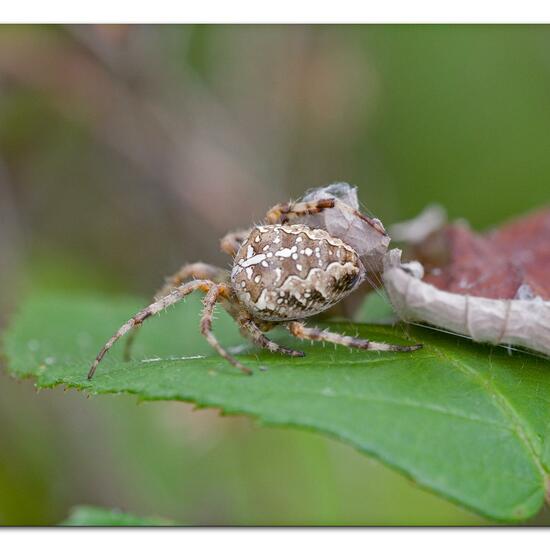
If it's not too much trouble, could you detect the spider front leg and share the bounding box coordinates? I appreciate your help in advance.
[265,198,336,224]
[239,319,305,357]
[220,228,252,257]
[88,279,215,380]
[123,262,226,361]
[201,285,253,375]
[155,262,227,300]
[286,321,422,353]
[265,197,387,236]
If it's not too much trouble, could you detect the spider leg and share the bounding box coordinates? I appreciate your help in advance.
[201,285,253,375]
[239,319,305,357]
[265,198,336,225]
[265,197,387,236]
[122,324,142,362]
[88,279,215,380]
[155,262,228,300]
[220,228,252,257]
[123,262,227,361]
[286,321,423,353]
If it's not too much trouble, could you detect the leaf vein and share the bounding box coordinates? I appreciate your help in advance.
[440,350,545,477]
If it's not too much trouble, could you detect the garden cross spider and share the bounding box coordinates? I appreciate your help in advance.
[87,196,422,379]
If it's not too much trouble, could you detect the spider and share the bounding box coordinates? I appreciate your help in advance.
[87,197,422,379]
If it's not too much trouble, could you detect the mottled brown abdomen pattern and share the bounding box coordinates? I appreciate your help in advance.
[231,224,363,321]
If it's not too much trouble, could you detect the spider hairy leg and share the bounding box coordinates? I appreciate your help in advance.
[155,262,227,300]
[265,198,336,225]
[286,321,423,353]
[201,285,253,375]
[220,228,252,257]
[240,319,305,357]
[88,279,217,380]
[265,197,387,236]
[123,262,226,362]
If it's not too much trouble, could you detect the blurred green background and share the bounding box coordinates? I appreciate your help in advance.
[0,24,549,525]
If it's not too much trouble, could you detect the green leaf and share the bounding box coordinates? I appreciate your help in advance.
[60,505,174,526]
[4,292,550,522]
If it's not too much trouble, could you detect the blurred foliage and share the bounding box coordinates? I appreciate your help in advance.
[1,24,550,525]
[61,505,174,526]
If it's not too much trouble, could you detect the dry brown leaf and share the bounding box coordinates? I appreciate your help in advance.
[411,208,550,301]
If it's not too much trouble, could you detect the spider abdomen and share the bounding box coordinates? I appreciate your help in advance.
[231,224,363,321]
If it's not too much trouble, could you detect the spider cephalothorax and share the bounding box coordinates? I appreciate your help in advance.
[87,190,421,379]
